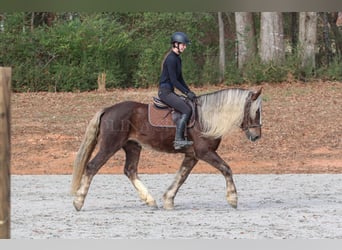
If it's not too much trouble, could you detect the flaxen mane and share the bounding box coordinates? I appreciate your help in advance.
[197,88,262,138]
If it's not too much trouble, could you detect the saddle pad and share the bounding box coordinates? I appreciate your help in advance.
[148,104,176,127]
[148,104,196,128]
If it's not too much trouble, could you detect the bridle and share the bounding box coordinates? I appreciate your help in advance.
[241,92,262,131]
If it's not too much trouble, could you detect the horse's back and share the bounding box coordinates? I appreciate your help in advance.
[103,101,147,117]
[105,100,146,109]
[97,101,146,134]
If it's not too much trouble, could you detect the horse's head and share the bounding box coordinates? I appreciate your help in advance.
[241,88,262,142]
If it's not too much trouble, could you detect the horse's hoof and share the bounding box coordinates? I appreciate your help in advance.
[227,195,238,209]
[147,200,158,208]
[163,200,175,210]
[163,205,175,210]
[229,201,238,209]
[73,200,83,211]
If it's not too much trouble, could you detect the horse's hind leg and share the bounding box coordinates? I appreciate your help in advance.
[73,143,122,211]
[73,174,94,211]
[163,152,198,210]
[123,140,157,208]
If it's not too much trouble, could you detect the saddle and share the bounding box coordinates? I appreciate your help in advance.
[148,97,196,128]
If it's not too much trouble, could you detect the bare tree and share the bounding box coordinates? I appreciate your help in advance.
[30,12,35,32]
[299,12,317,73]
[218,12,225,83]
[0,14,4,32]
[337,12,342,26]
[235,12,256,69]
[28,12,56,31]
[259,12,285,64]
[322,12,333,64]
[328,12,342,57]
[290,12,298,49]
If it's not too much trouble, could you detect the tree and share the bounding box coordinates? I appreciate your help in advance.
[337,12,342,26]
[0,14,4,32]
[299,12,317,74]
[290,12,298,49]
[235,12,257,69]
[259,12,285,64]
[322,12,333,64]
[328,12,342,58]
[218,12,225,83]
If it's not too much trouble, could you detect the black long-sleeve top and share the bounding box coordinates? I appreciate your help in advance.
[159,50,190,95]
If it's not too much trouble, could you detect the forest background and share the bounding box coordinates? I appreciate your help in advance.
[0,12,341,92]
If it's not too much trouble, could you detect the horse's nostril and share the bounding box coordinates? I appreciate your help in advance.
[251,135,260,142]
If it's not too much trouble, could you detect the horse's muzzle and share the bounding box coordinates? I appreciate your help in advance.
[245,129,261,142]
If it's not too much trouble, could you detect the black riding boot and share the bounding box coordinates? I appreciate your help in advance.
[173,114,193,150]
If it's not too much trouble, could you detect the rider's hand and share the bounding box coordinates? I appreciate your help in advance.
[186,91,197,101]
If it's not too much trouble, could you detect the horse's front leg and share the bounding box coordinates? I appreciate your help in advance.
[163,152,198,210]
[199,151,237,209]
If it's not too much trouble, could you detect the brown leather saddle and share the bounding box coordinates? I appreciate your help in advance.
[148,97,196,128]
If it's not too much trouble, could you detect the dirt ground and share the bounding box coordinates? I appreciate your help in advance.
[10,81,342,175]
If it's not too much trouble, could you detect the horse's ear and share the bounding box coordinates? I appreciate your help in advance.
[251,87,263,101]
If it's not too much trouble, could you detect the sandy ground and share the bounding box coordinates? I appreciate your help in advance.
[11,174,342,239]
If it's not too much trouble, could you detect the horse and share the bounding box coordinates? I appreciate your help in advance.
[71,87,263,211]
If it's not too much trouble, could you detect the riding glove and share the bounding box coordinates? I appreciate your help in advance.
[186,91,197,101]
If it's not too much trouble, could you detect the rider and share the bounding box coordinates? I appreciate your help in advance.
[158,31,197,150]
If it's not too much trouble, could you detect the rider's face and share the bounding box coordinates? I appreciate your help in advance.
[173,42,187,54]
[178,43,187,53]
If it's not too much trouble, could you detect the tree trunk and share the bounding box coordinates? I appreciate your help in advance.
[322,12,332,64]
[259,12,285,64]
[299,12,317,73]
[0,14,4,32]
[218,12,225,83]
[328,12,342,57]
[291,12,298,49]
[337,12,342,26]
[235,12,257,69]
[30,12,35,32]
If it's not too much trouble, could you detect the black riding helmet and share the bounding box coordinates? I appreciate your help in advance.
[171,32,191,45]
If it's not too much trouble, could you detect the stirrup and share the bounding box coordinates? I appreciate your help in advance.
[173,139,193,150]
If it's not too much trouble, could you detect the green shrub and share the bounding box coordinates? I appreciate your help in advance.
[316,57,342,81]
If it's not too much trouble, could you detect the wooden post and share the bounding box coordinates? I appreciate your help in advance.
[0,67,11,239]
[97,72,106,92]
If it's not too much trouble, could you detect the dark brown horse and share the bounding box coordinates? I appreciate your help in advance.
[71,87,262,211]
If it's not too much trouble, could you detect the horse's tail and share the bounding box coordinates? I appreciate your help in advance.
[70,109,105,195]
